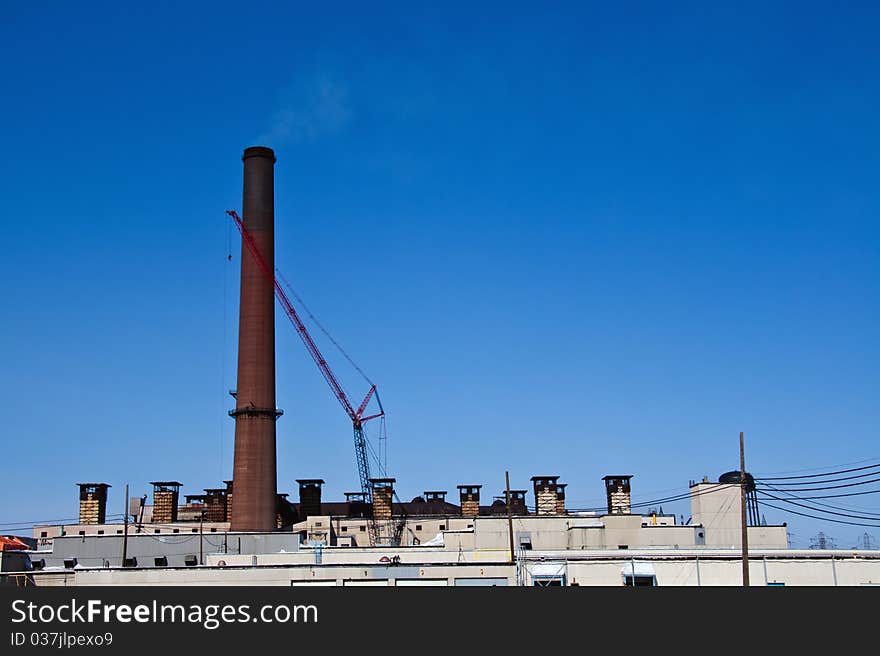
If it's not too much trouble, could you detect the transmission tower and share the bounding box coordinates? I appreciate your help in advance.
[855,533,878,550]
[809,531,837,550]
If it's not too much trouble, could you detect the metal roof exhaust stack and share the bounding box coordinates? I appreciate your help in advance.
[603,475,633,515]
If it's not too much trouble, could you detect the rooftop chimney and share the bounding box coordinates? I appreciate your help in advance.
[276,493,296,528]
[230,146,282,532]
[371,478,396,520]
[555,483,567,515]
[150,481,181,524]
[505,490,528,515]
[345,492,370,518]
[203,488,229,522]
[531,476,561,515]
[77,483,110,525]
[458,485,482,517]
[223,480,234,519]
[603,475,633,515]
[296,479,325,520]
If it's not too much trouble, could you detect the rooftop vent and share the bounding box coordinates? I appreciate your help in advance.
[531,476,561,515]
[150,481,182,524]
[603,475,633,515]
[457,485,482,517]
[77,483,111,525]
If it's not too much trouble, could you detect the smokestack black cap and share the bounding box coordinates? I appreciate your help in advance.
[242,146,276,162]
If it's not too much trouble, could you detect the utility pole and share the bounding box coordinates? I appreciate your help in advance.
[199,510,204,566]
[505,471,515,565]
[122,483,129,567]
[740,432,750,587]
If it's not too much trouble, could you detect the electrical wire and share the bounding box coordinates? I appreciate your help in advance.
[757,490,880,522]
[753,456,880,478]
[565,483,740,514]
[276,270,374,387]
[0,515,125,529]
[758,483,880,515]
[756,462,880,481]
[756,468,880,487]
[768,488,880,502]
[758,500,880,528]
[755,476,880,492]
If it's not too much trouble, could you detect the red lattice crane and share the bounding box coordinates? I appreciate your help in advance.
[226,209,390,545]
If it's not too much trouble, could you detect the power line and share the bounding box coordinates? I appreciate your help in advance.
[758,483,880,514]
[758,500,880,528]
[761,488,880,502]
[756,476,880,492]
[753,456,880,478]
[567,483,740,514]
[0,514,125,529]
[756,462,880,481]
[758,490,880,522]
[757,468,880,487]
[276,269,374,387]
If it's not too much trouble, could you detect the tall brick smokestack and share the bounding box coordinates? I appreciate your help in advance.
[230,146,281,531]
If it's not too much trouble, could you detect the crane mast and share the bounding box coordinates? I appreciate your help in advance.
[226,209,389,546]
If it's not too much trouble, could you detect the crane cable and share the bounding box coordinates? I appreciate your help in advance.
[275,270,375,387]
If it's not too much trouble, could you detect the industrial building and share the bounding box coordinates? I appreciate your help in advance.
[8,470,880,586]
[5,146,877,588]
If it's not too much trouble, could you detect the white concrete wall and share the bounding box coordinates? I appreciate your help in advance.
[30,551,879,587]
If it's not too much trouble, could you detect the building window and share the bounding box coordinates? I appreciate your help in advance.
[116,530,123,534]
[315,522,322,527]
[40,531,47,538]
[78,531,85,536]
[415,525,422,531]
[154,529,160,534]
[618,545,629,549]
[98,530,104,535]
[341,526,348,532]
[623,575,656,587]
[210,528,217,533]
[439,524,446,531]
[360,526,366,532]
[173,529,179,533]
[192,529,198,533]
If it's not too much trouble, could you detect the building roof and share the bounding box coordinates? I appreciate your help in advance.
[0,536,29,551]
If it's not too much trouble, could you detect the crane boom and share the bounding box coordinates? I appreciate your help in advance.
[226,210,376,425]
[226,209,386,544]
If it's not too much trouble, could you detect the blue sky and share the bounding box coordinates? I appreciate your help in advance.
[1,2,877,547]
